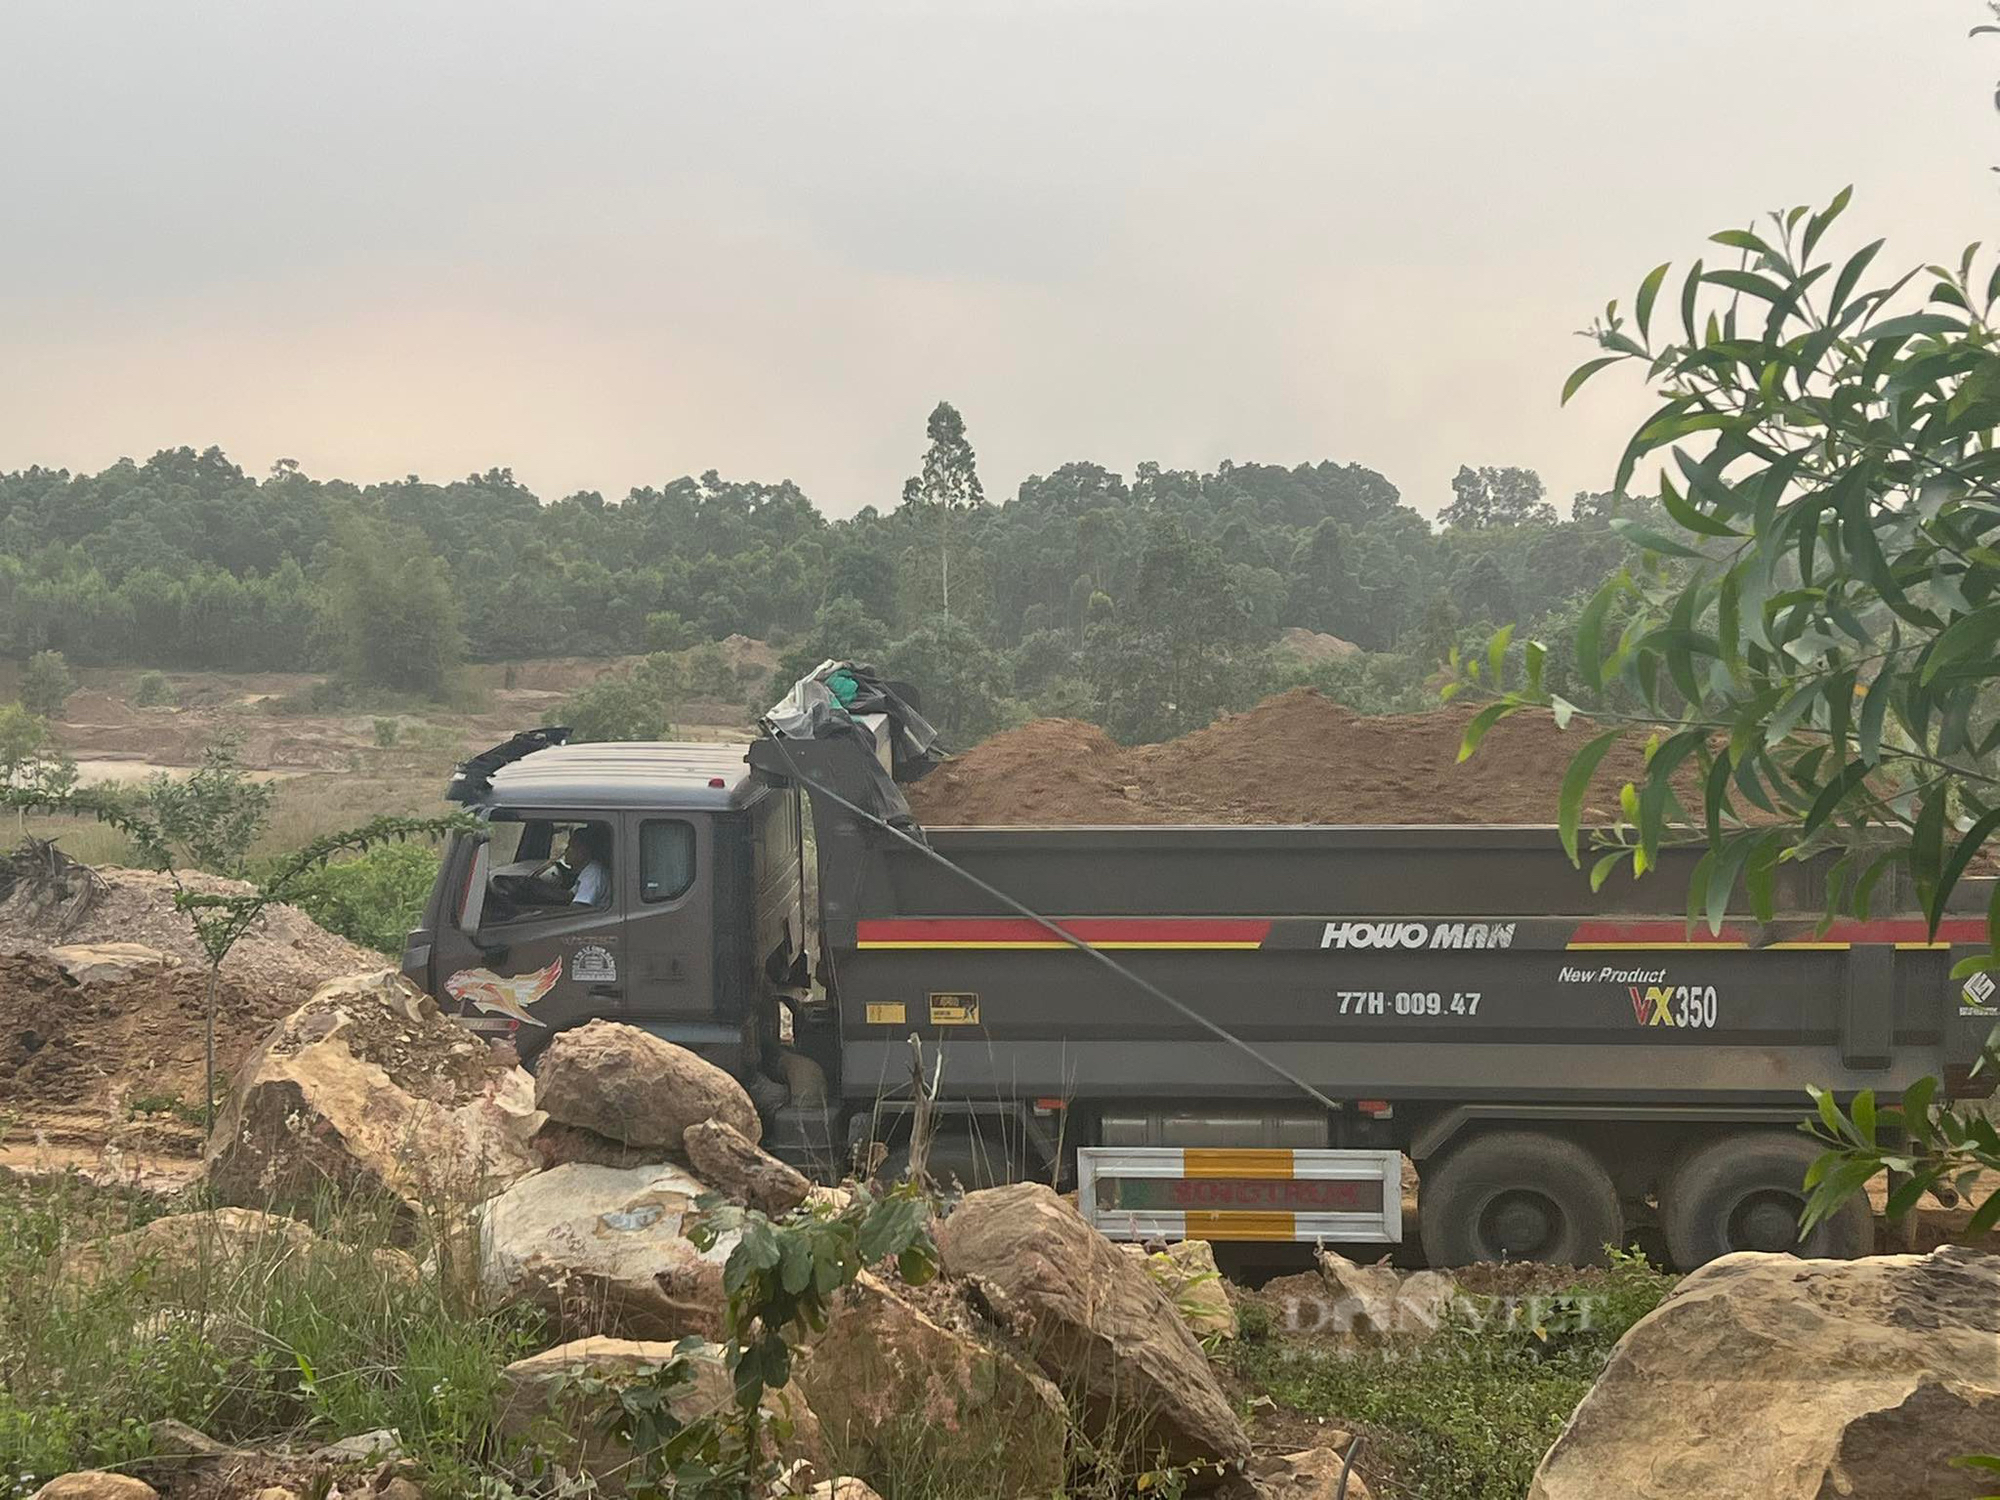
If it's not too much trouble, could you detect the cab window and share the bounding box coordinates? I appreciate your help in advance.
[641,820,696,903]
[479,815,615,923]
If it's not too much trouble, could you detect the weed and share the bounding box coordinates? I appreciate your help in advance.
[124,1092,210,1128]
[0,1173,549,1495]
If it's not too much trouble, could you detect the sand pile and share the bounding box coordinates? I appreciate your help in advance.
[906,689,1668,826]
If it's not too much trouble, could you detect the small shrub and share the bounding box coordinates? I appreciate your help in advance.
[282,840,441,955]
[562,655,686,743]
[373,717,401,748]
[1236,1297,1273,1342]
[132,672,176,708]
[265,678,352,716]
[19,652,73,720]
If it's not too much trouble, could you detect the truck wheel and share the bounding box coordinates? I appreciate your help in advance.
[1661,1132,1872,1269]
[1418,1131,1623,1267]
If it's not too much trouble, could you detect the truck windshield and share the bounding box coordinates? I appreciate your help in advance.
[479,813,616,922]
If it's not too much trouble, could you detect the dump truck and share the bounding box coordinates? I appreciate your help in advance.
[401,684,1997,1270]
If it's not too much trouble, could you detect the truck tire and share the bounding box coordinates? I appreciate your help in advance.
[1419,1131,1623,1267]
[1661,1132,1872,1269]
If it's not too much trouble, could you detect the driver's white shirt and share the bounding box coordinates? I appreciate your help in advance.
[572,860,609,907]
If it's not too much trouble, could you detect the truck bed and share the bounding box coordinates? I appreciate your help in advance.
[822,823,1991,1111]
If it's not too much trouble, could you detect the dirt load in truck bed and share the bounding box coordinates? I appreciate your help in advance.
[906,689,1665,826]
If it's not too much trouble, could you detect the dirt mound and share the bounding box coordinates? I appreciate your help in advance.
[906,689,1665,826]
[0,863,384,1167]
[906,719,1140,825]
[54,689,151,728]
[0,951,298,1116]
[0,866,374,994]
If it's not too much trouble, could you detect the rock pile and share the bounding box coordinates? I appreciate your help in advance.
[534,1016,762,1148]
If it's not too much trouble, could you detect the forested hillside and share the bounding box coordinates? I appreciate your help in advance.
[0,408,1650,742]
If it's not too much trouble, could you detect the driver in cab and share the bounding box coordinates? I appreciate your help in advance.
[567,824,611,907]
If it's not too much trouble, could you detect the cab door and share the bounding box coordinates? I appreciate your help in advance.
[438,811,627,1061]
[617,810,733,1062]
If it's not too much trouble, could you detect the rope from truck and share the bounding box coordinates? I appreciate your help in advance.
[764,735,1341,1114]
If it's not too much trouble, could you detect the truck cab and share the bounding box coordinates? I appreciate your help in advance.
[403,736,812,1114]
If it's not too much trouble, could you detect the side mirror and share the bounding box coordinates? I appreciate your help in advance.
[457,835,492,938]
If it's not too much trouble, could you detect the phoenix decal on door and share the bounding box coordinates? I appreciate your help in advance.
[445,958,562,1025]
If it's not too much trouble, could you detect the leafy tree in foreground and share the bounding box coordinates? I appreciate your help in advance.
[1454,190,2000,1238]
[139,737,274,875]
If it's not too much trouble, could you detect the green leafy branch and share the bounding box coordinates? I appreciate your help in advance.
[1448,190,2000,1263]
[577,1180,940,1498]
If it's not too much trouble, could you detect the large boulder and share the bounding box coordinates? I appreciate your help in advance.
[205,972,542,1221]
[1530,1246,2000,1500]
[496,1336,822,1493]
[65,1206,417,1292]
[796,1270,1068,1498]
[534,1020,760,1147]
[480,1161,731,1340]
[683,1118,809,1215]
[936,1182,1250,1468]
[1120,1238,1238,1342]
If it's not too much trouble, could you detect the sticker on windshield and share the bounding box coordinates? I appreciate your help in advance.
[570,943,618,984]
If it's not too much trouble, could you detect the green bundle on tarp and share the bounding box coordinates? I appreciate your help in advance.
[825,668,863,707]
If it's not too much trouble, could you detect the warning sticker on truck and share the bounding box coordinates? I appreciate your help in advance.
[928,992,980,1025]
[865,1002,906,1025]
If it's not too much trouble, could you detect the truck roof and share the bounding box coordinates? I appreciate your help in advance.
[484,740,760,811]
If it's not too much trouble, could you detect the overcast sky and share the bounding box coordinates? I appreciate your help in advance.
[1,2,1993,520]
